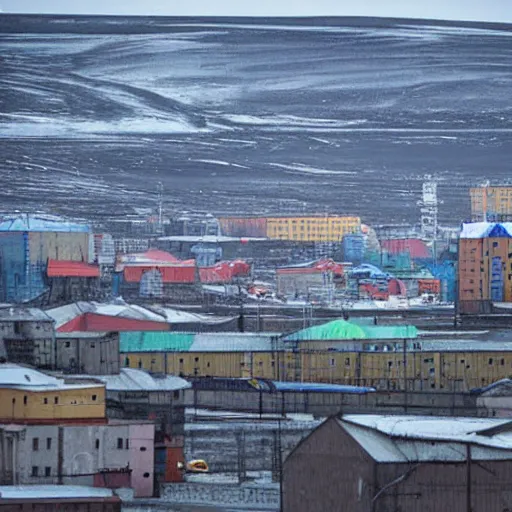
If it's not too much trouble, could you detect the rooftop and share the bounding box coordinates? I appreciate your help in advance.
[0,307,53,322]
[74,368,191,392]
[338,415,512,463]
[0,363,103,392]
[283,319,417,342]
[47,260,100,278]
[0,214,90,233]
[0,485,115,500]
[460,222,512,239]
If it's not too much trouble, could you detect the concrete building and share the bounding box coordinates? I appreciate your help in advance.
[72,368,191,484]
[0,308,55,368]
[0,485,121,511]
[284,414,512,512]
[0,363,105,423]
[55,331,120,375]
[0,420,155,497]
[470,185,512,222]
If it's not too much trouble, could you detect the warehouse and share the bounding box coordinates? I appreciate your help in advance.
[284,414,512,512]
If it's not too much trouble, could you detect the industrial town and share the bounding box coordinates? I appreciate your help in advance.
[3,181,512,511]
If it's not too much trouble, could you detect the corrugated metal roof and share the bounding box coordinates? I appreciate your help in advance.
[120,331,281,352]
[0,214,90,233]
[47,260,100,278]
[283,320,417,342]
[121,331,195,352]
[341,415,512,459]
[149,306,235,325]
[381,238,431,258]
[75,368,190,391]
[0,486,114,499]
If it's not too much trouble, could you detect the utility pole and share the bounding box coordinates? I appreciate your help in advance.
[466,443,472,512]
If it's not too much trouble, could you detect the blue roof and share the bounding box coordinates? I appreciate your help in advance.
[0,214,90,233]
[271,381,375,394]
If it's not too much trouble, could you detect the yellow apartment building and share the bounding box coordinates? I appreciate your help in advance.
[266,215,361,242]
[470,186,512,222]
[0,364,106,423]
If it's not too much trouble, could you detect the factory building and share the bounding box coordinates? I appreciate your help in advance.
[0,214,92,303]
[283,415,512,512]
[470,185,512,222]
[218,215,361,242]
[458,222,512,315]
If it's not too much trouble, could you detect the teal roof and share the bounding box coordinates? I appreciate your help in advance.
[120,332,195,352]
[283,320,417,342]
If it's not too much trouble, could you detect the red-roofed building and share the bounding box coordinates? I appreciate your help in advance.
[46,260,102,304]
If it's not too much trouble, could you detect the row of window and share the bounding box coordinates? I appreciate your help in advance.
[15,394,97,406]
[33,436,144,452]
[31,466,51,477]
[32,437,52,451]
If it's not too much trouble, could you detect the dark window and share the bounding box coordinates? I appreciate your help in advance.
[194,357,199,363]
[179,358,184,364]
[32,438,39,451]
[117,438,123,449]
[46,438,52,450]
[65,341,70,348]
[95,439,100,450]
[124,357,130,366]
[501,359,505,366]
[14,322,21,334]
[460,359,465,364]
[43,398,48,404]
[140,446,147,452]
[45,467,51,477]
[345,357,350,366]
[207,362,210,368]
[31,466,38,477]
[173,390,180,399]
[388,361,393,368]
[90,343,95,348]
[143,472,150,478]
[92,394,97,401]
[11,397,15,404]
[138,360,142,369]
[489,358,494,365]
[54,397,59,405]
[23,396,27,405]
[125,439,129,450]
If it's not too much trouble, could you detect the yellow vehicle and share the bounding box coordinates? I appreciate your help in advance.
[186,459,209,473]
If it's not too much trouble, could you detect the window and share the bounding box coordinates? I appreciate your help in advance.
[173,390,180,399]
[117,438,123,449]
[140,446,147,452]
[92,394,97,401]
[65,341,70,348]
[489,358,494,365]
[143,472,150,478]
[179,358,184,364]
[95,439,100,450]
[54,397,59,405]
[31,466,38,477]
[43,398,48,404]
[14,322,21,334]
[501,359,505,366]
[90,343,95,348]
[45,467,51,477]
[46,438,52,450]
[23,396,27,405]
[345,357,350,366]
[138,360,142,369]
[32,438,39,451]
[194,357,199,363]
[125,439,129,450]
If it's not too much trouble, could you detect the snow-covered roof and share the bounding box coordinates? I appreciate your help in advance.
[0,364,103,391]
[460,222,512,239]
[0,485,114,500]
[46,301,167,329]
[74,368,190,392]
[148,306,235,325]
[0,307,53,322]
[339,415,512,462]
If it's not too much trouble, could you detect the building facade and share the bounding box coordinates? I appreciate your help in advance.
[470,185,512,222]
[0,421,155,497]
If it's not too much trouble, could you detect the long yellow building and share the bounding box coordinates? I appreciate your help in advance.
[266,215,361,242]
[470,186,512,222]
[0,364,106,423]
